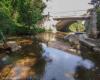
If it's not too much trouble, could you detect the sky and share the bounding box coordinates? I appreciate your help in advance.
[43,0,93,16]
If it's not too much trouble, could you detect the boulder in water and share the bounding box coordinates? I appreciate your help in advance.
[64,34,79,45]
[79,59,94,70]
[7,41,21,52]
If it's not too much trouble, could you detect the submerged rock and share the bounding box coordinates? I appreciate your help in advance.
[64,34,79,45]
[7,41,21,52]
[79,59,94,70]
[42,51,52,62]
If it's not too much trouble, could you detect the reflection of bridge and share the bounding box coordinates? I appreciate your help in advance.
[53,16,90,31]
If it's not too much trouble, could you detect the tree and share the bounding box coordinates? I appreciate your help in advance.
[16,0,46,28]
[90,0,100,8]
[0,0,46,35]
[69,21,85,32]
[96,8,100,31]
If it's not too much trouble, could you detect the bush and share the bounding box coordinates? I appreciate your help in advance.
[14,26,33,36]
[96,8,100,31]
[33,27,46,33]
[0,11,45,36]
[69,21,85,32]
[0,11,17,35]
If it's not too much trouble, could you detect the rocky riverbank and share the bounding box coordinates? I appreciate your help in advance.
[79,36,100,53]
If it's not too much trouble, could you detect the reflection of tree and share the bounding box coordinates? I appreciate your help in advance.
[80,44,100,80]
[28,35,49,79]
[32,58,46,79]
[21,37,44,58]
[32,37,44,58]
[38,32,56,46]
[74,65,95,80]
[80,44,100,66]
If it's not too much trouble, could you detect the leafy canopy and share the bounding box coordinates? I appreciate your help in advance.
[0,0,46,35]
[69,21,85,32]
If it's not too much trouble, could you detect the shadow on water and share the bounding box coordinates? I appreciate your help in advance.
[79,45,100,80]
[0,32,99,80]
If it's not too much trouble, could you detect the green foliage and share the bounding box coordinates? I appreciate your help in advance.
[13,26,33,35]
[15,0,46,27]
[0,0,46,36]
[0,0,12,17]
[32,26,46,33]
[96,7,100,31]
[0,30,2,40]
[69,21,85,32]
[0,11,16,35]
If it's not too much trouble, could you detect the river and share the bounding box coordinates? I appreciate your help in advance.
[0,32,99,80]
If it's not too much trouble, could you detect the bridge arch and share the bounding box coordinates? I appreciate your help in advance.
[56,20,77,31]
[53,16,90,32]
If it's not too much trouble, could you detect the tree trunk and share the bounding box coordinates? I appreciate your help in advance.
[90,9,97,38]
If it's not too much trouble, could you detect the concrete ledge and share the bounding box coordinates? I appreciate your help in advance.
[80,38,100,53]
[80,39,96,48]
[93,47,100,53]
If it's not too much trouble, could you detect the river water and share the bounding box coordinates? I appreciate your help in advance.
[0,32,99,80]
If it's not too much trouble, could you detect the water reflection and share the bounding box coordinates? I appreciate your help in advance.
[36,32,56,46]
[42,44,95,80]
[0,37,46,80]
[0,32,99,80]
[74,65,94,80]
[80,45,100,80]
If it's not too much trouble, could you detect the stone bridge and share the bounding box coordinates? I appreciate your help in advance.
[53,16,90,31]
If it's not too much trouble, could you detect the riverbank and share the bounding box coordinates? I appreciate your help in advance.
[0,32,99,80]
[79,36,100,53]
[37,32,80,55]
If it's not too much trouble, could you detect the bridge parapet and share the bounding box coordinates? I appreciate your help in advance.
[53,16,90,21]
